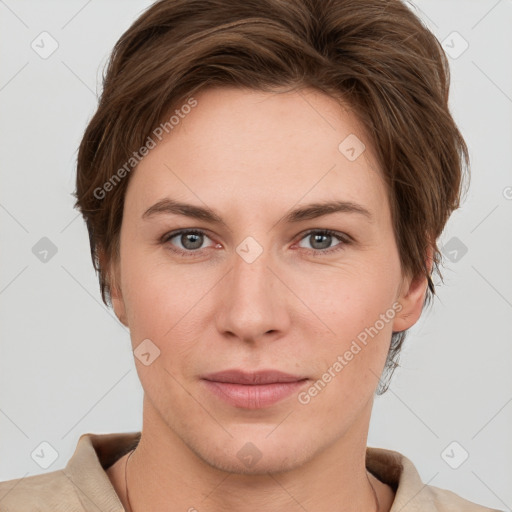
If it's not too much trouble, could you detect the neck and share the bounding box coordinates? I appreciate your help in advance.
[118,396,389,512]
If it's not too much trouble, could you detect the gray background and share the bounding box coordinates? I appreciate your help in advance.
[0,0,511,509]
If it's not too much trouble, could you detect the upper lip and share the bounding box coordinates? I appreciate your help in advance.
[201,369,308,385]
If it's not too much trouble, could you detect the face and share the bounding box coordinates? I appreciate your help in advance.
[109,86,428,474]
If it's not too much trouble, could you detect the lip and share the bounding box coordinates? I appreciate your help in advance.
[201,369,309,409]
[202,369,307,385]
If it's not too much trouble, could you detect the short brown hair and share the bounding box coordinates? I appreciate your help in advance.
[73,0,470,393]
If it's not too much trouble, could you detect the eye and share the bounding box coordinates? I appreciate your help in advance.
[162,229,217,256]
[161,228,351,258]
[295,229,351,255]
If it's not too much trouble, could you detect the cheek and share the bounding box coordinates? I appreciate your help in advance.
[301,277,398,415]
[121,250,214,354]
[303,259,400,331]
[297,253,401,385]
[121,258,204,401]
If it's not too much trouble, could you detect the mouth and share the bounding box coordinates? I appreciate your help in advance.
[201,369,309,409]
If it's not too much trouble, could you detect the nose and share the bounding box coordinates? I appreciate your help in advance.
[215,241,291,344]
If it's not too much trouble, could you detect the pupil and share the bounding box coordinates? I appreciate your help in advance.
[183,233,202,249]
[312,234,330,249]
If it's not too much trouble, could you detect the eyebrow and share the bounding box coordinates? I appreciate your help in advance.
[142,198,373,225]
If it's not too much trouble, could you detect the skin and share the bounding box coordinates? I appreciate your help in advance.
[105,86,431,511]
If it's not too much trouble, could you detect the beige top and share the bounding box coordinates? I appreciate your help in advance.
[0,431,502,511]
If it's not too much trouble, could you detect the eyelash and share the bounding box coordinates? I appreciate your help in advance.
[161,229,352,258]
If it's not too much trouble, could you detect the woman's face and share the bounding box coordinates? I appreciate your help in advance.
[110,86,427,473]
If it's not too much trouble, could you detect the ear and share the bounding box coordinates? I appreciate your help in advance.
[392,245,434,333]
[99,247,129,327]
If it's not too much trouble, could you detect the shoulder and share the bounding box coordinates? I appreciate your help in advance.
[0,469,82,511]
[0,431,134,511]
[420,483,504,511]
[366,446,503,512]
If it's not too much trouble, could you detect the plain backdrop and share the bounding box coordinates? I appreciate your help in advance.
[0,0,511,510]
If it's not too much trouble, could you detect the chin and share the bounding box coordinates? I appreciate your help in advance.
[199,446,309,476]
[186,425,318,476]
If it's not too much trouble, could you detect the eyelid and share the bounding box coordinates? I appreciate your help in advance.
[292,228,352,255]
[295,228,352,244]
[161,227,352,257]
[161,228,218,251]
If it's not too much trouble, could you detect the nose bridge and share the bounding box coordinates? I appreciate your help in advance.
[217,237,289,340]
[233,242,271,299]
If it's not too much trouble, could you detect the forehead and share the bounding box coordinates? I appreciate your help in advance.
[124,86,388,221]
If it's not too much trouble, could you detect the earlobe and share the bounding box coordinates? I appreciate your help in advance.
[100,248,129,327]
[392,246,434,333]
[111,281,129,327]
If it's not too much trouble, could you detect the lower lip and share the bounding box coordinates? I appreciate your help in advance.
[202,379,308,409]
